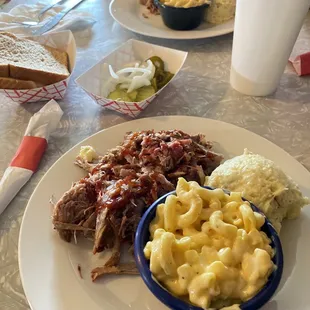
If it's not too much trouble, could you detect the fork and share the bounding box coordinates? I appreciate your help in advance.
[11,0,67,27]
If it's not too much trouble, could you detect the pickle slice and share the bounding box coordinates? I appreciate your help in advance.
[108,85,132,102]
[157,72,174,89]
[148,56,165,71]
[136,85,155,102]
[107,54,174,102]
[107,84,140,102]
[128,89,138,101]
[151,78,158,92]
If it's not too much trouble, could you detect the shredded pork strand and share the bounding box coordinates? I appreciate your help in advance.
[52,130,223,280]
[140,0,159,15]
[92,263,139,279]
[77,264,83,279]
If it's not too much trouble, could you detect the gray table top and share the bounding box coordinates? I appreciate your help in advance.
[1,1,310,309]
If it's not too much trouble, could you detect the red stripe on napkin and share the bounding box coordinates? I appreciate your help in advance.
[10,136,47,172]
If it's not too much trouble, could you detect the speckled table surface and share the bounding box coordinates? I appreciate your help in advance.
[0,0,310,309]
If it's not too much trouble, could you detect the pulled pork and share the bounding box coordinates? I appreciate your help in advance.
[52,130,223,280]
[140,0,160,15]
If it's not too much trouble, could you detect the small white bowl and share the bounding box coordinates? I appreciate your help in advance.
[75,39,188,118]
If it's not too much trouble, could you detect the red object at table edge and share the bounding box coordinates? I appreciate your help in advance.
[290,52,310,76]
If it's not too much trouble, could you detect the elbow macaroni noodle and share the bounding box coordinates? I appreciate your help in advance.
[144,178,274,309]
[161,0,209,8]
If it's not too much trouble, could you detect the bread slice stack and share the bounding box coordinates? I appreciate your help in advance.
[0,32,70,89]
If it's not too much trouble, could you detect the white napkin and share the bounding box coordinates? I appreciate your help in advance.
[0,100,63,214]
[0,2,96,36]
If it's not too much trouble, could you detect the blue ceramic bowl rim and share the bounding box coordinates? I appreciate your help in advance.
[134,186,284,310]
[154,0,210,11]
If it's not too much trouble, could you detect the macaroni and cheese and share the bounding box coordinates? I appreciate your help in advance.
[161,0,209,8]
[144,178,274,309]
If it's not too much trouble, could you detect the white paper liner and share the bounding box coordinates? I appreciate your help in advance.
[75,39,188,118]
[0,167,32,214]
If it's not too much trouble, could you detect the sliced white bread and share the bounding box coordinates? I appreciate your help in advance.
[0,59,9,77]
[0,77,41,89]
[0,32,70,86]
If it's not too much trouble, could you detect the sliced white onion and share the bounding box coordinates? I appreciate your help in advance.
[102,78,117,97]
[116,67,152,75]
[147,60,156,80]
[127,76,151,93]
[106,60,156,94]
[128,63,141,79]
[109,65,119,80]
[119,83,131,89]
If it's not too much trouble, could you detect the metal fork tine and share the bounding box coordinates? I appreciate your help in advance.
[37,0,67,19]
[9,0,68,27]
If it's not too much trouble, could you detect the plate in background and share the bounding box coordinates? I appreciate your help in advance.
[109,0,234,40]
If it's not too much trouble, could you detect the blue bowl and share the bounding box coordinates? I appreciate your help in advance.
[135,186,284,310]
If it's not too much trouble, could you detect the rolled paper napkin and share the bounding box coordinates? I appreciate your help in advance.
[0,2,96,36]
[289,52,310,76]
[0,100,63,213]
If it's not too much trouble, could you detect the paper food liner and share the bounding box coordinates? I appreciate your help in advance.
[0,30,76,104]
[75,39,188,118]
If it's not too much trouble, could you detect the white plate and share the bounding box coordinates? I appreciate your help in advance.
[19,116,310,310]
[109,0,234,40]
